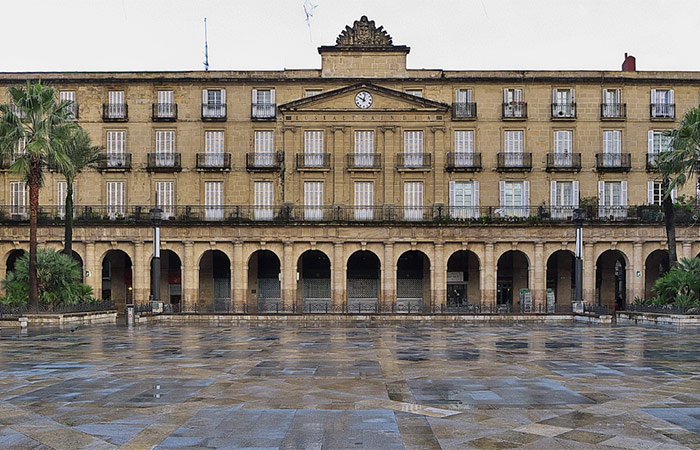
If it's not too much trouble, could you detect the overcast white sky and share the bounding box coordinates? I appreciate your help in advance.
[2,0,699,72]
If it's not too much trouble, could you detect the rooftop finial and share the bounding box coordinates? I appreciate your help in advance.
[203,18,209,71]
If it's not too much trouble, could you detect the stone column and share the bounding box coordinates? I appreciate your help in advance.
[682,242,692,260]
[84,241,99,298]
[0,259,6,296]
[332,127,346,205]
[433,243,445,312]
[484,243,496,308]
[232,241,244,312]
[431,127,446,204]
[283,242,295,312]
[183,241,196,310]
[332,242,345,312]
[584,243,594,303]
[533,242,545,310]
[382,242,395,312]
[133,241,146,305]
[381,127,396,205]
[282,126,297,204]
[633,242,643,302]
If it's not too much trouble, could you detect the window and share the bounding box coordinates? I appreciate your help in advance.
[252,88,276,118]
[59,90,77,119]
[254,130,274,166]
[254,181,274,221]
[303,130,324,167]
[550,181,579,218]
[405,89,422,97]
[403,130,424,166]
[553,130,573,166]
[503,88,524,117]
[503,130,524,166]
[552,88,575,117]
[106,181,125,218]
[305,89,322,97]
[204,130,225,167]
[598,181,627,218]
[354,181,374,220]
[602,130,622,166]
[647,181,677,206]
[57,181,75,219]
[449,181,479,219]
[454,89,474,117]
[202,89,226,118]
[204,181,223,220]
[10,181,27,218]
[156,90,175,118]
[155,130,175,167]
[353,130,375,167]
[155,181,174,218]
[647,130,671,165]
[107,91,125,118]
[651,89,674,118]
[106,131,126,167]
[453,130,475,167]
[11,137,26,163]
[404,181,424,221]
[499,181,529,217]
[304,181,324,221]
[602,88,622,117]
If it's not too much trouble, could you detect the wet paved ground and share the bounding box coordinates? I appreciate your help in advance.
[0,322,699,449]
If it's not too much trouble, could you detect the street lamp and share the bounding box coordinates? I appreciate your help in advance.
[573,207,585,312]
[150,207,162,310]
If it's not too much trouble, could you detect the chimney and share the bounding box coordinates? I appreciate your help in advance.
[622,53,636,71]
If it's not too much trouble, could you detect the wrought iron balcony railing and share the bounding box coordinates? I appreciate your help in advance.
[497,152,532,171]
[595,153,632,172]
[296,153,331,170]
[551,103,576,119]
[64,102,79,120]
[502,102,527,119]
[346,153,382,170]
[546,153,582,171]
[251,103,276,119]
[246,152,283,171]
[445,152,482,171]
[452,102,477,119]
[196,153,231,170]
[601,103,626,119]
[152,103,178,121]
[646,153,661,171]
[102,103,128,121]
[396,152,432,170]
[201,103,226,120]
[651,103,675,119]
[146,153,182,172]
[98,152,132,170]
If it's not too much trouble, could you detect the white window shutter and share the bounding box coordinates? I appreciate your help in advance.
[202,89,207,104]
[523,181,530,208]
[552,88,557,103]
[648,130,655,154]
[621,181,628,206]
[571,88,575,102]
[650,89,656,104]
[499,181,506,207]
[669,89,674,104]
[671,188,677,203]
[573,181,579,207]
[647,181,654,204]
[270,89,275,104]
[550,181,557,207]
[221,89,226,104]
[252,89,257,104]
[503,89,508,103]
[514,89,522,102]
[598,181,605,206]
[473,181,479,208]
[449,181,455,206]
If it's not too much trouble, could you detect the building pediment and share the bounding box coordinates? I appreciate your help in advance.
[278,83,449,113]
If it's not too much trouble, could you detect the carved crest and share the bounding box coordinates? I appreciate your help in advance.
[336,16,393,48]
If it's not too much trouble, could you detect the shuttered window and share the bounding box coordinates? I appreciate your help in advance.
[598,181,627,218]
[354,130,374,167]
[651,89,674,117]
[453,130,474,167]
[553,130,573,166]
[404,181,424,221]
[155,181,174,218]
[202,89,226,118]
[304,181,324,220]
[499,181,529,217]
[504,130,524,167]
[59,90,77,119]
[354,181,374,220]
[647,181,677,206]
[57,181,76,219]
[252,89,275,118]
[304,130,324,167]
[204,181,223,220]
[602,130,622,167]
[107,91,125,118]
[204,130,225,167]
[449,181,479,219]
[11,137,26,163]
[647,130,671,166]
[403,130,424,166]
[156,90,174,117]
[106,130,126,167]
[106,181,125,218]
[10,181,27,218]
[254,181,274,221]
[550,181,579,219]
[254,130,274,166]
[155,130,175,167]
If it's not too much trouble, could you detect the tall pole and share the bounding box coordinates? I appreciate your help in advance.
[150,208,162,306]
[573,208,585,308]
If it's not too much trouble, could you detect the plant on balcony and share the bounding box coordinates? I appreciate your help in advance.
[0,81,75,312]
[0,248,95,307]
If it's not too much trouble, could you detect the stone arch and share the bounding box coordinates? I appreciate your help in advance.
[645,249,670,300]
[248,249,281,313]
[546,250,576,310]
[396,250,431,313]
[596,249,628,311]
[199,250,231,312]
[149,249,182,310]
[5,249,27,274]
[297,250,332,313]
[70,250,84,281]
[346,250,381,312]
[101,249,133,311]
[496,250,530,311]
[445,250,480,310]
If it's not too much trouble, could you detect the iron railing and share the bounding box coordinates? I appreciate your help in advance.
[97,153,132,170]
[246,152,283,171]
[546,153,582,171]
[64,102,79,120]
[152,103,178,121]
[646,153,660,171]
[551,102,576,119]
[452,102,477,119]
[346,153,382,169]
[595,153,632,172]
[196,153,232,170]
[102,103,128,121]
[650,103,675,119]
[0,300,115,318]
[296,152,331,170]
[497,152,532,171]
[396,152,432,169]
[601,103,626,119]
[446,152,482,171]
[251,103,276,119]
[201,103,226,120]
[502,102,527,119]
[625,304,698,315]
[146,153,182,172]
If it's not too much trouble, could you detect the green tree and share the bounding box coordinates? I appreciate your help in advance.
[0,81,74,311]
[53,128,104,257]
[1,248,94,307]
[653,257,700,308]
[659,107,700,267]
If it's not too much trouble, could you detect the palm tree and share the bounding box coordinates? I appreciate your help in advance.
[0,81,74,311]
[54,129,104,258]
[660,107,700,268]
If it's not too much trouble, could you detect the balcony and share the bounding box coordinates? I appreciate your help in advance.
[97,153,132,171]
[201,103,226,121]
[64,103,79,120]
[601,103,626,120]
[396,153,432,170]
[296,153,331,171]
[251,103,276,120]
[451,102,477,119]
[246,152,283,171]
[595,153,631,172]
[551,103,576,119]
[546,153,582,172]
[502,102,527,120]
[346,153,381,171]
[146,153,182,172]
[646,153,661,172]
[196,153,231,171]
[102,103,128,122]
[152,103,178,121]
[497,152,532,171]
[445,152,482,172]
[651,103,675,120]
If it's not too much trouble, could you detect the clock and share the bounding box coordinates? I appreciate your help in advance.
[355,91,373,109]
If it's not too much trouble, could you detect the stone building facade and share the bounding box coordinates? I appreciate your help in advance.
[1,16,699,313]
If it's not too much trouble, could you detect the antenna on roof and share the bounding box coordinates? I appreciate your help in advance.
[203,17,209,71]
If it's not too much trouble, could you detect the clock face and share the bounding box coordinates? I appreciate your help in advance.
[355,91,373,109]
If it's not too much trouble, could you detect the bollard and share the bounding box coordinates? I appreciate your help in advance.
[126,304,134,326]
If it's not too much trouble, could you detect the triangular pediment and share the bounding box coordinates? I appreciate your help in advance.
[278,83,449,113]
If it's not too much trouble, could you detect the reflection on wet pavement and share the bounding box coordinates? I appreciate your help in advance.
[0,322,699,449]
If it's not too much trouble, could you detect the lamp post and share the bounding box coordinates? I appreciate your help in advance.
[573,208,585,312]
[150,207,162,310]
